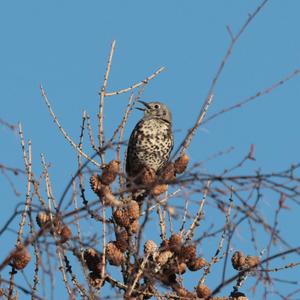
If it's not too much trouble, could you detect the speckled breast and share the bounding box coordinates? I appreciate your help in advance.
[126,118,173,177]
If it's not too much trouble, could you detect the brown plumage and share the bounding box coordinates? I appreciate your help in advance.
[126,101,173,195]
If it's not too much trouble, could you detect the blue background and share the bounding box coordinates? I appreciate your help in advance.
[1,1,300,299]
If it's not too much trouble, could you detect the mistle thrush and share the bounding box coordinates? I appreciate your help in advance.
[126,101,173,186]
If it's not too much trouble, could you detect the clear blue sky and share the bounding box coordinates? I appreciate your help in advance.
[1,1,300,299]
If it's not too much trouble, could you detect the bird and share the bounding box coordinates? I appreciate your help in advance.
[126,101,173,189]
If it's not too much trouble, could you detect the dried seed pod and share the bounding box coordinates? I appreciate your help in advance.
[115,230,129,253]
[126,200,140,220]
[170,261,187,275]
[174,154,189,174]
[180,244,197,261]
[89,272,104,289]
[160,272,177,285]
[83,248,103,274]
[159,163,176,182]
[196,284,211,298]
[144,240,158,255]
[169,234,182,254]
[128,219,139,234]
[156,250,173,266]
[113,209,130,228]
[139,167,157,186]
[52,216,63,235]
[160,239,170,251]
[101,160,120,185]
[231,251,246,270]
[59,225,72,243]
[151,184,168,196]
[245,255,260,268]
[11,246,31,270]
[90,174,102,195]
[230,291,248,300]
[36,211,50,227]
[187,257,207,271]
[106,242,124,266]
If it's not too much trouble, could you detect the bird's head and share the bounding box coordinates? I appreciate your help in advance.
[137,101,172,123]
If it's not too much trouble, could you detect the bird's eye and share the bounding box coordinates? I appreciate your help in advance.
[154,104,160,109]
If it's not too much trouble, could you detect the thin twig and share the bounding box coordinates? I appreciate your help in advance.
[40,86,101,168]
[176,94,213,157]
[203,68,300,125]
[175,0,270,157]
[105,66,165,96]
[199,189,234,286]
[127,254,150,297]
[185,181,211,241]
[86,113,98,153]
[98,40,116,162]
[211,246,300,297]
[157,204,167,241]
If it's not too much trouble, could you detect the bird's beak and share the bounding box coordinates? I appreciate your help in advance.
[136,107,146,111]
[137,100,151,109]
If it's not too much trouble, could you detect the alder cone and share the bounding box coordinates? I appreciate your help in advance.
[187,257,207,271]
[36,211,50,227]
[113,209,130,228]
[151,184,168,196]
[83,248,103,274]
[156,250,173,266]
[245,255,260,268]
[170,261,187,274]
[128,219,139,234]
[115,230,129,253]
[106,242,124,266]
[89,272,104,289]
[11,246,31,270]
[126,200,140,220]
[144,240,158,254]
[101,160,120,185]
[159,162,176,182]
[231,251,246,270]
[230,291,248,300]
[174,154,189,174]
[59,225,72,243]
[180,244,197,261]
[196,284,211,298]
[139,167,157,186]
[90,174,102,195]
[169,233,182,254]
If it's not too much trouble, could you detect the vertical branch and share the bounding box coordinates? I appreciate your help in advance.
[98,40,116,162]
[99,200,107,289]
[18,124,28,169]
[9,126,33,299]
[175,0,269,157]
[86,113,98,153]
[198,189,234,286]
[178,94,214,157]
[17,139,32,245]
[157,204,167,241]
[185,181,211,241]
[41,154,58,210]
